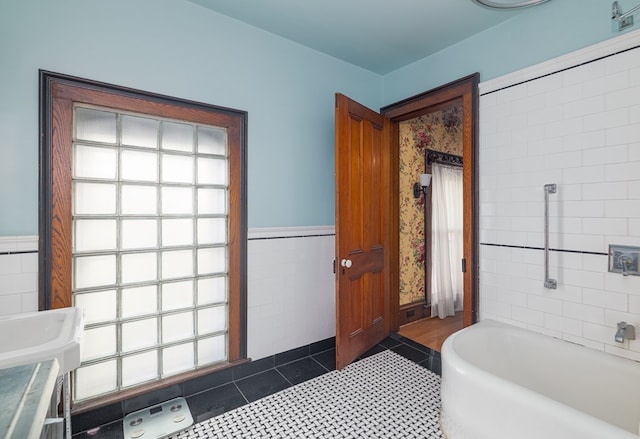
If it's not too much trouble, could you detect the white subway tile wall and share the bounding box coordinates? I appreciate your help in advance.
[0,236,38,316]
[479,36,640,362]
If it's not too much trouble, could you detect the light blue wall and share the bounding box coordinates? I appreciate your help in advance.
[0,0,383,235]
[383,0,632,104]
[0,0,634,235]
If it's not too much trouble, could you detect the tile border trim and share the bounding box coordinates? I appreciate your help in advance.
[0,235,38,253]
[480,242,607,256]
[480,28,640,95]
[248,225,335,240]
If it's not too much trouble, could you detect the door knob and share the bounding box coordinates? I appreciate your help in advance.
[341,259,353,268]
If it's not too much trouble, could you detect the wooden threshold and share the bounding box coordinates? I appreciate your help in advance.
[397,312,463,352]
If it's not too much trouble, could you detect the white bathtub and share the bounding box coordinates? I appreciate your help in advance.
[440,319,640,439]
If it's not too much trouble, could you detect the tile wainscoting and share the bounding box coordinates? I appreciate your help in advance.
[247,226,336,360]
[0,235,38,316]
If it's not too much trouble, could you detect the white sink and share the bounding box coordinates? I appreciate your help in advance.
[0,307,84,375]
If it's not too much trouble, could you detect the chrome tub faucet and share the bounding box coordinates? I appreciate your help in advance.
[615,321,636,343]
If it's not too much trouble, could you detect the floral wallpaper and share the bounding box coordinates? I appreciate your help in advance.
[398,105,462,306]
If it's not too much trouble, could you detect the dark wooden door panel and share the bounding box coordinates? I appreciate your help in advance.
[335,93,391,369]
[346,246,383,281]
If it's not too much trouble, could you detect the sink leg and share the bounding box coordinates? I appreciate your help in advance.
[63,372,71,439]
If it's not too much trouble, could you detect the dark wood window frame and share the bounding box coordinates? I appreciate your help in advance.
[38,70,247,409]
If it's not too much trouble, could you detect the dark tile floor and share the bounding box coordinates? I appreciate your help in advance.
[72,333,440,438]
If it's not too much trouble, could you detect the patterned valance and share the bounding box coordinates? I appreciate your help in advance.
[426,149,463,167]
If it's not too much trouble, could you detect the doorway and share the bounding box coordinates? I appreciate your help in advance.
[395,104,465,351]
[334,74,479,368]
[381,74,479,352]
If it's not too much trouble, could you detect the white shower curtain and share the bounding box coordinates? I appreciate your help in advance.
[430,164,463,319]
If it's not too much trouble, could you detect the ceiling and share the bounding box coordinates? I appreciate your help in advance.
[187,0,524,74]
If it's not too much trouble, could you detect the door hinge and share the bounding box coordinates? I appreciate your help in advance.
[461,258,466,273]
[333,259,336,274]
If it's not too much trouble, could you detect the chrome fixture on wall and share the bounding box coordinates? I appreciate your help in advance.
[615,321,635,343]
[472,0,551,9]
[609,244,640,276]
[413,173,432,198]
[612,1,639,31]
[543,184,557,289]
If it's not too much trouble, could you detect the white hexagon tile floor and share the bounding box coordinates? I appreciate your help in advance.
[169,350,445,438]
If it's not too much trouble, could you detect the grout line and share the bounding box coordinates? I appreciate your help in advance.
[233,381,250,405]
[308,355,331,373]
[233,360,276,382]
[273,367,294,387]
[274,354,322,369]
[309,345,336,356]
[274,354,312,369]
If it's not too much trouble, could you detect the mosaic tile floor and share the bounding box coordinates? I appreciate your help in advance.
[169,350,445,438]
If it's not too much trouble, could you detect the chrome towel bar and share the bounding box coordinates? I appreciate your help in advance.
[544,184,557,289]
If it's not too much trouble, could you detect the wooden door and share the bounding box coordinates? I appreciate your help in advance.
[335,93,392,370]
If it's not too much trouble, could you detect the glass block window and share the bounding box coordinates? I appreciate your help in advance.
[71,105,229,402]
